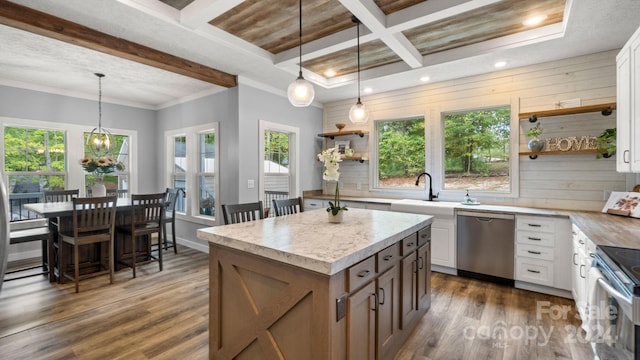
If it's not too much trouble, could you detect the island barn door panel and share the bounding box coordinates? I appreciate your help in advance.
[209,244,332,360]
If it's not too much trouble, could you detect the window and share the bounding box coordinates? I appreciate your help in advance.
[171,136,186,213]
[443,106,510,192]
[263,130,290,213]
[4,126,66,220]
[166,124,218,222]
[198,131,215,217]
[83,132,130,194]
[374,117,425,189]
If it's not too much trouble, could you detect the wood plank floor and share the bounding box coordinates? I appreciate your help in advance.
[0,248,594,359]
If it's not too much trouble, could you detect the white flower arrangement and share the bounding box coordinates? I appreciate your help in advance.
[317,148,348,215]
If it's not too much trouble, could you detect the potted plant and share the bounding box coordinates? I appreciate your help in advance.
[596,128,616,159]
[317,148,348,223]
[526,123,545,152]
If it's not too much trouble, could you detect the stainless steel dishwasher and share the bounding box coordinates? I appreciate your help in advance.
[457,211,515,285]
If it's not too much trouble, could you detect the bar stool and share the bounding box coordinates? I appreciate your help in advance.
[222,201,264,224]
[58,196,117,293]
[116,193,165,278]
[272,197,304,216]
[5,225,51,281]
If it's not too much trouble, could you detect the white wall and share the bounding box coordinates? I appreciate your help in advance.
[322,50,630,211]
[156,83,323,249]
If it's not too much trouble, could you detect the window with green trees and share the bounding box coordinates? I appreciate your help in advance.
[4,126,66,193]
[375,117,425,188]
[83,132,129,194]
[443,106,510,192]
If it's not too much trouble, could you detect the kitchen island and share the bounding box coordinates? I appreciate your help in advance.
[197,208,433,360]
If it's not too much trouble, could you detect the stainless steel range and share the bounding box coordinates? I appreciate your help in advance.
[592,245,640,360]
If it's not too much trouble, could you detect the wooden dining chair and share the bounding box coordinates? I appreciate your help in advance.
[160,188,182,254]
[116,193,165,278]
[222,201,264,225]
[58,196,117,293]
[44,189,79,203]
[272,197,304,216]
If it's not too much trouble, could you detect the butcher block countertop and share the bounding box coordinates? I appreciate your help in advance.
[304,193,640,250]
[569,212,640,249]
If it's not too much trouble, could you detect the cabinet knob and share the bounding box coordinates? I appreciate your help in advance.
[383,255,393,261]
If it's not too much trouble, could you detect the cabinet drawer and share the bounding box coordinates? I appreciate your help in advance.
[517,230,555,247]
[303,199,324,209]
[516,216,554,233]
[377,243,400,274]
[516,257,554,287]
[347,256,376,292]
[517,244,554,261]
[418,227,431,247]
[400,233,418,256]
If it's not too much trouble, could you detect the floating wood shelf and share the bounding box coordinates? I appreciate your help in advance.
[519,102,616,123]
[519,149,606,160]
[343,156,367,163]
[317,130,368,139]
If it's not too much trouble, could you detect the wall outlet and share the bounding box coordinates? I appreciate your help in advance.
[247,179,255,189]
[339,182,344,190]
[356,182,362,191]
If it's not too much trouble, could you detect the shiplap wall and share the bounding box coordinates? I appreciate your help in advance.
[322,50,629,211]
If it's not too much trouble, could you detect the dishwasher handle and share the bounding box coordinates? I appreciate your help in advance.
[457,211,514,221]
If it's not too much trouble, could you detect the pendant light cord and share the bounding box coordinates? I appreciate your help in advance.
[298,0,303,78]
[98,74,102,131]
[356,19,361,102]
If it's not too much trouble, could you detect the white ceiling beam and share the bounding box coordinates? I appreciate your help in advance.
[115,0,180,22]
[386,0,504,32]
[339,0,423,68]
[180,0,245,30]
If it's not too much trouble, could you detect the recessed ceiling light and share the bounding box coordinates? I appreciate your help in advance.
[522,15,547,26]
[494,61,507,68]
[363,87,373,93]
[324,69,336,77]
[420,76,430,82]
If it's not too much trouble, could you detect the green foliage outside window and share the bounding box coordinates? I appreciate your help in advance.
[443,107,510,191]
[264,131,289,169]
[4,126,66,191]
[377,117,425,188]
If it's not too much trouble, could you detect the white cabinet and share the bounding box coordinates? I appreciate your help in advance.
[616,25,640,172]
[430,217,455,269]
[303,198,324,210]
[571,224,596,320]
[515,215,571,291]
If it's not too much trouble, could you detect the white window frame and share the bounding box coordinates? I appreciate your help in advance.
[370,115,428,198]
[433,97,519,199]
[165,123,219,226]
[1,116,138,198]
[258,120,300,204]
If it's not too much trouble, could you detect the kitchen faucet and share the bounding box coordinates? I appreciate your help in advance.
[415,172,438,201]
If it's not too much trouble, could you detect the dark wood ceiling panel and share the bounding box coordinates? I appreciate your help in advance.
[158,0,195,11]
[209,0,355,54]
[404,0,566,56]
[374,0,425,15]
[304,39,401,77]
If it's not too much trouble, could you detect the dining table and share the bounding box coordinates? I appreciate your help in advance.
[24,198,155,282]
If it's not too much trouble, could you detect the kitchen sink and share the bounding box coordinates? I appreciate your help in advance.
[389,199,458,216]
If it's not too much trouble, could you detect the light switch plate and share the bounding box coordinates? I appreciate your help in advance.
[247,179,255,189]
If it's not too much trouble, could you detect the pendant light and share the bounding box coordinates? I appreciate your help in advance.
[349,16,369,124]
[87,73,113,157]
[287,0,315,107]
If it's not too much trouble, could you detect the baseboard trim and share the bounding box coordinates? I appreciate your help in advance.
[515,281,573,299]
[176,237,209,254]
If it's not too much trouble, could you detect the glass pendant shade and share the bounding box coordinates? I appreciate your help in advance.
[349,100,369,124]
[288,0,314,108]
[287,74,315,107]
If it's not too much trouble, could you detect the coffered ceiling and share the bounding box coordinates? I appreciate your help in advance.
[1,0,639,108]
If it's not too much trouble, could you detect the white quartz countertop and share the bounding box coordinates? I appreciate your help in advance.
[197,208,433,276]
